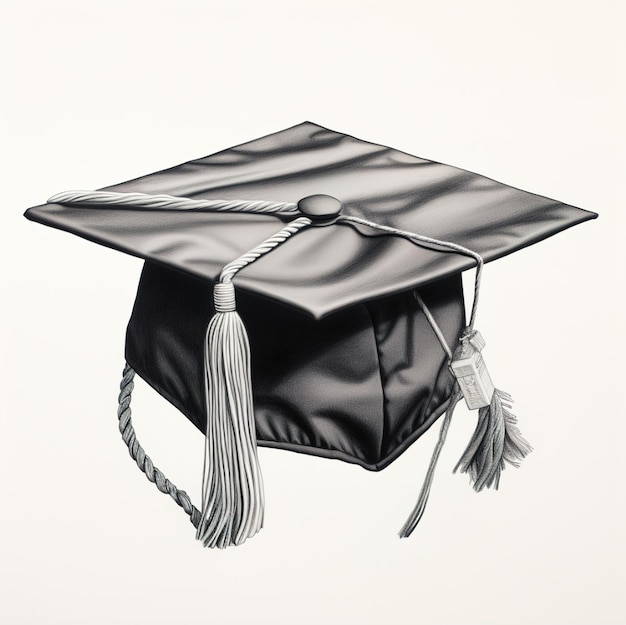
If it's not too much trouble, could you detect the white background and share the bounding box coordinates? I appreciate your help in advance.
[1,1,624,624]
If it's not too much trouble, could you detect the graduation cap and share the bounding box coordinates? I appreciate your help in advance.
[25,121,597,548]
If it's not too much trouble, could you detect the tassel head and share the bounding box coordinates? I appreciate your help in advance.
[213,281,236,313]
[450,331,494,410]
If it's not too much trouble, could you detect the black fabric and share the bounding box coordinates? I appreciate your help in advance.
[24,121,597,320]
[126,262,465,470]
[24,121,597,470]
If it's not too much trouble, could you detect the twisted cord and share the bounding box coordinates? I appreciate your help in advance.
[219,216,312,283]
[48,190,300,216]
[398,387,463,537]
[338,215,483,332]
[414,290,453,360]
[118,363,201,528]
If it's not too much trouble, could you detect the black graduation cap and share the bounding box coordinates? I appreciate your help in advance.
[25,121,597,548]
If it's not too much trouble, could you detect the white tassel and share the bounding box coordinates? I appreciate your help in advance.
[195,217,311,547]
[196,281,264,548]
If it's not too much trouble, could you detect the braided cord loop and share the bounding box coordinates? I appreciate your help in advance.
[218,216,312,284]
[118,364,201,528]
[48,190,300,216]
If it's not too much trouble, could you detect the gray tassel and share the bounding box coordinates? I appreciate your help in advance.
[454,388,532,491]
[449,330,532,491]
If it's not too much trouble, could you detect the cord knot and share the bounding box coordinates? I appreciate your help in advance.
[214,282,236,313]
[458,328,486,356]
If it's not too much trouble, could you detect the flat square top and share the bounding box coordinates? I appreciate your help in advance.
[25,121,596,318]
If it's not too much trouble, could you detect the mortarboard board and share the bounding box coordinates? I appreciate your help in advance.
[24,121,597,548]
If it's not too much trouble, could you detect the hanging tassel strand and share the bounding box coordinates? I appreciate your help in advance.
[399,388,463,538]
[196,284,262,547]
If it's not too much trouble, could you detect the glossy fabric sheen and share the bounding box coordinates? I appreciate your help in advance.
[24,121,597,319]
[24,122,597,468]
[126,263,465,469]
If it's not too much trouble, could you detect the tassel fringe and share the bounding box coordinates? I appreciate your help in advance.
[196,282,264,548]
[454,388,532,491]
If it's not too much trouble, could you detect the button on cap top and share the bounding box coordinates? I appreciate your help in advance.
[297,194,343,220]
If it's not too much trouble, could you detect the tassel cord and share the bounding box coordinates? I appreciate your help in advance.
[338,215,483,331]
[414,290,453,361]
[218,216,312,283]
[117,364,202,528]
[48,190,300,216]
[398,388,463,538]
